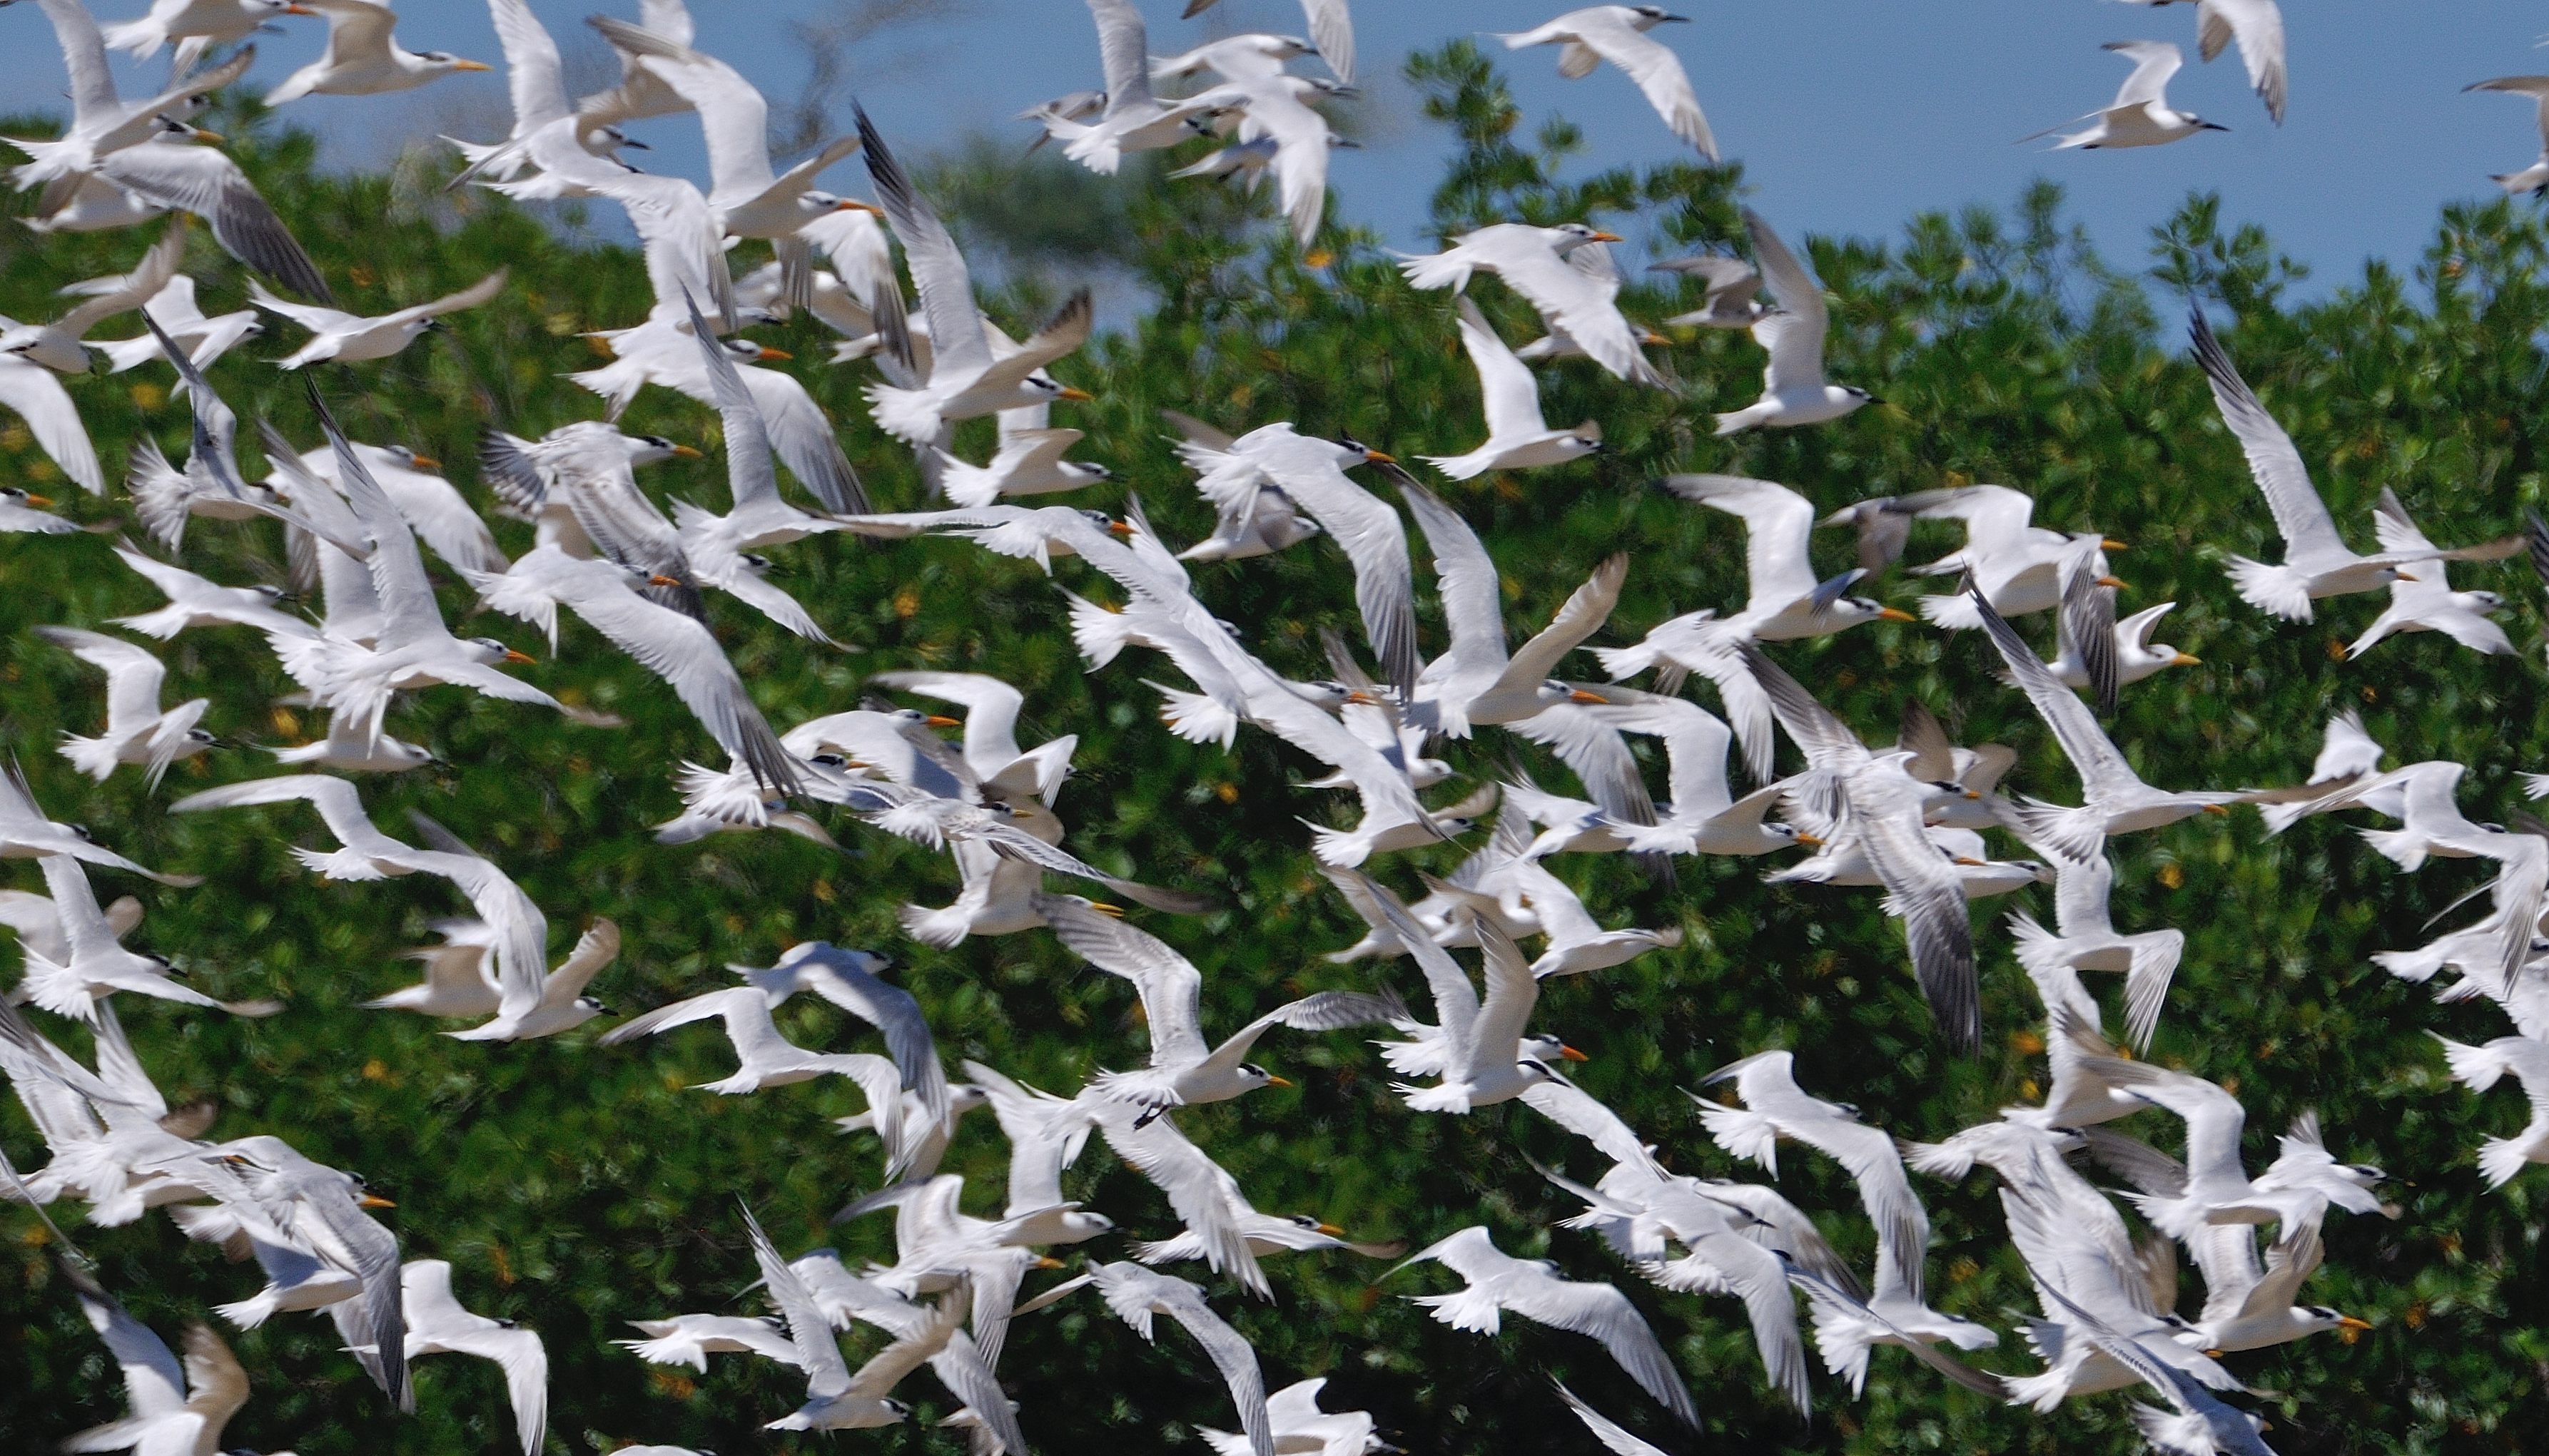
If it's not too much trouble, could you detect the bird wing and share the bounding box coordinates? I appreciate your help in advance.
[1661,475,1820,613]
[37,626,168,732]
[1259,446,1419,693]
[786,947,948,1124]
[1555,1380,1670,1456]
[1497,248,1656,385]
[379,268,509,330]
[1461,917,1541,1079]
[2107,39,2184,108]
[316,390,452,652]
[1034,892,1209,1066]
[1399,476,1511,685]
[855,105,991,381]
[743,1203,855,1398]
[66,1264,187,1420]
[1495,551,1629,698]
[1576,13,1714,157]
[0,356,101,494]
[2201,0,2284,122]
[1969,588,2139,798]
[1098,1112,1265,1295]
[1452,295,1547,442]
[594,17,777,200]
[1849,764,1980,1052]
[2470,76,2549,151]
[1751,311,1826,395]
[2188,305,2346,567]
[1521,1080,1658,1175]
[1157,1279,1276,1456]
[97,143,330,303]
[1508,1266,1699,1428]
[53,225,185,338]
[1085,0,1158,112]
[487,0,570,128]
[1362,872,1480,1044]
[33,0,116,126]
[1743,208,1827,335]
[306,0,399,68]
[597,984,761,1045]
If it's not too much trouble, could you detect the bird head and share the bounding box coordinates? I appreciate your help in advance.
[1332,434,1394,466]
[1630,4,1691,24]
[1240,1062,1294,1090]
[576,996,612,1017]
[424,51,492,72]
[1290,1213,1349,1237]
[1028,374,1093,404]
[883,1398,914,1420]
[1550,223,1623,253]
[0,487,52,509]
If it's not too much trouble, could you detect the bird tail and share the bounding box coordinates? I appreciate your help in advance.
[936,449,1004,508]
[2256,798,2317,837]
[2436,1034,2512,1093]
[1150,682,1241,749]
[1417,449,1493,482]
[1393,252,1471,292]
[1898,1136,1975,1180]
[212,1290,279,1329]
[1695,1102,1780,1172]
[1307,819,1372,868]
[17,952,96,1022]
[56,731,121,784]
[107,605,192,641]
[896,900,973,949]
[97,335,168,374]
[1392,1079,1471,1114]
[124,437,193,551]
[2005,910,2062,969]
[97,17,163,56]
[1060,588,1132,668]
[1713,404,1773,437]
[2002,1340,2072,1413]
[1591,639,1661,681]
[1130,1232,1202,1266]
[2224,556,2316,622]
[1917,591,1985,629]
[863,382,948,446]
[2369,945,2446,983]
[2478,1134,2534,1191]
[1803,1295,1875,1398]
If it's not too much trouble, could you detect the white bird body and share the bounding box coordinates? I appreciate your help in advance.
[1200,1377,1390,1456]
[1497,5,1711,158]
[61,1268,263,1456]
[365,919,502,1017]
[1712,208,1872,434]
[101,0,299,66]
[601,984,903,1116]
[263,0,491,103]
[93,275,263,374]
[2007,845,2183,1053]
[2436,1034,2549,1188]
[2346,489,2513,658]
[1038,0,1237,173]
[16,852,256,1022]
[617,1313,801,1370]
[2470,76,2549,195]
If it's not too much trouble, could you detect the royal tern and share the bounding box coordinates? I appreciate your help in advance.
[617,1313,802,1370]
[92,273,263,373]
[2345,488,2514,658]
[1904,484,2121,628]
[215,1132,410,1408]
[1398,223,1662,386]
[59,1262,270,1456]
[1497,6,1713,158]
[1183,0,1353,81]
[1651,251,1763,327]
[602,986,903,1126]
[1035,0,1237,173]
[2435,1033,2549,1188]
[0,485,75,534]
[869,671,1077,800]
[16,852,272,1021]
[2007,845,2182,1053]
[2194,305,2520,618]
[35,626,214,786]
[1202,1377,1389,1456]
[2027,1277,2277,1455]
[1738,643,1980,1049]
[1712,208,1873,433]
[102,0,304,66]
[0,758,199,884]
[248,268,505,367]
[1035,891,1392,1111]
[1422,297,1603,479]
[400,1259,547,1456]
[1,221,182,375]
[1048,1261,1276,1456]
[263,0,491,102]
[1392,1224,1698,1427]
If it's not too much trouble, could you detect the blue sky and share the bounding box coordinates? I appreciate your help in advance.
[10,0,2549,290]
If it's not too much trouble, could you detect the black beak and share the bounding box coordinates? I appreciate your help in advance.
[2199,121,2229,131]
[619,136,651,150]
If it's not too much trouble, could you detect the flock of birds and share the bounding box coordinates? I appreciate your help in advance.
[1,0,2547,1454]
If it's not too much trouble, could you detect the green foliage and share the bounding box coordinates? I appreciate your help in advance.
[6,43,2549,1456]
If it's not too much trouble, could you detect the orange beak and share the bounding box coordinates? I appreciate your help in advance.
[1876,606,1917,622]
[2095,575,2128,590]
[409,453,441,469]
[1793,832,1824,847]
[187,128,226,145]
[1033,1256,1066,1271]
[755,346,794,361]
[1263,1074,1294,1089]
[1055,385,1095,402]
[2101,538,2127,551]
[1086,902,1125,917]
[21,493,51,508]
[1314,1222,1345,1238]
[923,715,961,728]
[647,574,683,587]
[282,2,314,11]
[2202,803,2231,815]
[669,443,703,459]
[1557,1044,1589,1063]
[1588,230,1623,243]
[1567,689,1608,705]
[503,648,536,665]
[1362,449,1397,464]
[836,199,882,213]
[1952,855,1988,867]
[2337,1315,2373,1333]
[1107,519,1135,537]
[2171,652,2201,666]
[358,1193,397,1209]
[450,58,492,71]
[1640,331,1670,346]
